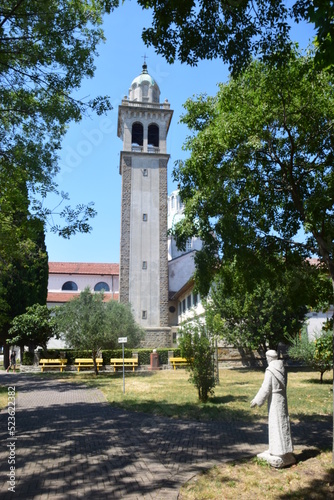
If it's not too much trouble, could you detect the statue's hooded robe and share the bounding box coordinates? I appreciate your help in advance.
[253,360,293,456]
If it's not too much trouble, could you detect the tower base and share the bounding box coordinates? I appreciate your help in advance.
[140,327,172,348]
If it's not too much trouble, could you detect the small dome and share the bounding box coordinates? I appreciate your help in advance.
[129,63,160,103]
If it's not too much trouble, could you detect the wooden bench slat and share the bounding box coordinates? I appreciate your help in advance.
[39,359,67,372]
[74,358,103,372]
[169,357,189,370]
[110,358,138,372]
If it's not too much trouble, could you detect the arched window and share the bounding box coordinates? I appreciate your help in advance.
[62,281,78,291]
[148,124,159,148]
[94,282,110,292]
[132,122,143,146]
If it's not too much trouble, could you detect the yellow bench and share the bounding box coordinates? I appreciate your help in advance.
[169,357,189,370]
[110,358,138,372]
[74,358,103,372]
[39,359,67,372]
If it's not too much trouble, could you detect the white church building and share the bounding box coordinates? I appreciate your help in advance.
[47,63,331,348]
[47,62,204,348]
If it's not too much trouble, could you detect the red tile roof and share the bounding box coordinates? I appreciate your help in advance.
[49,262,119,275]
[47,292,118,303]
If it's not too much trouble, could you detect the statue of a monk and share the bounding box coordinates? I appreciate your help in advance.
[251,350,295,468]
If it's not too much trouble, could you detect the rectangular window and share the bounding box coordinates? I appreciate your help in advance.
[186,239,192,252]
[178,302,182,315]
[142,310,147,319]
[193,293,198,307]
[187,295,192,309]
[142,261,147,269]
[182,299,186,313]
[143,213,148,221]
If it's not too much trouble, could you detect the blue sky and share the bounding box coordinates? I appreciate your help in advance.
[45,2,315,264]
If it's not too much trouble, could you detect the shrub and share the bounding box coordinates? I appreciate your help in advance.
[288,326,333,383]
[178,321,215,402]
[22,352,34,365]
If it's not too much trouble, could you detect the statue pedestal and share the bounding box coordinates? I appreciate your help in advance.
[257,450,296,468]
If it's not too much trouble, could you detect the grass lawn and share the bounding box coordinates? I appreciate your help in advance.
[60,367,333,423]
[0,367,332,498]
[0,367,332,421]
[179,449,334,499]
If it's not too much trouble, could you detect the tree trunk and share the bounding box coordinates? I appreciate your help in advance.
[332,278,334,464]
[92,353,98,376]
[20,345,24,363]
[3,343,9,370]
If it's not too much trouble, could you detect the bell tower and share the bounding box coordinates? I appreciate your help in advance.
[117,63,173,346]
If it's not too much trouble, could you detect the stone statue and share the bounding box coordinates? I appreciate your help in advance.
[250,350,295,468]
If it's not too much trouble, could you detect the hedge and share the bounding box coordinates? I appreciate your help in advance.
[23,348,182,366]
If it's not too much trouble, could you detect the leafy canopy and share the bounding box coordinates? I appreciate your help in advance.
[173,50,334,293]
[55,288,144,371]
[206,255,332,352]
[8,304,58,351]
[138,1,334,74]
[0,0,117,238]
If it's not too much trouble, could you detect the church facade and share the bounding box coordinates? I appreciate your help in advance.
[47,62,203,348]
[47,64,331,349]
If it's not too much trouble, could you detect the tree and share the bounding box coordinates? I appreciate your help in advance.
[0,0,117,365]
[173,50,334,294]
[173,49,334,460]
[55,288,144,375]
[288,327,333,383]
[8,304,59,356]
[0,1,115,236]
[138,0,334,74]
[178,320,215,402]
[206,256,332,353]
[0,210,48,368]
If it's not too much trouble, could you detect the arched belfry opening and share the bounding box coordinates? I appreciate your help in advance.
[132,122,143,147]
[148,124,159,148]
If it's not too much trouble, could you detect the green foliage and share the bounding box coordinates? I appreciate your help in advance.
[102,348,180,365]
[173,50,334,296]
[0,1,116,240]
[8,304,58,351]
[314,331,333,380]
[102,349,135,364]
[178,321,215,403]
[288,326,333,382]
[0,214,48,354]
[287,328,316,365]
[38,349,90,365]
[104,300,145,348]
[55,289,144,374]
[206,256,332,352]
[0,0,117,361]
[138,0,334,74]
[22,352,34,366]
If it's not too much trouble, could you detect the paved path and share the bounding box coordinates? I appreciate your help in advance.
[0,372,331,499]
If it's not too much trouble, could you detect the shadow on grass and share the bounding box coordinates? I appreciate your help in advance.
[278,449,334,500]
[296,447,322,462]
[210,395,249,404]
[106,397,258,422]
[303,377,333,385]
[290,413,332,424]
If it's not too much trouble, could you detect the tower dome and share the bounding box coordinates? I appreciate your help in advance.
[129,62,160,104]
